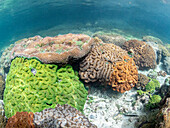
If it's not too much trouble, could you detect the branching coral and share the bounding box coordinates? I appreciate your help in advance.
[10,33,94,64]
[122,40,156,70]
[79,37,138,93]
[4,57,88,118]
[6,112,34,128]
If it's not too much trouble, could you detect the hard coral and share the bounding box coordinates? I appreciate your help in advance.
[122,40,156,70]
[4,57,88,118]
[10,33,94,64]
[136,73,150,90]
[0,74,5,100]
[6,112,34,128]
[109,55,138,93]
[0,100,7,128]
[79,37,138,93]
[34,104,97,128]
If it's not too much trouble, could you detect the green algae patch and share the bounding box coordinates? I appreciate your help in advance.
[146,95,162,109]
[4,57,88,118]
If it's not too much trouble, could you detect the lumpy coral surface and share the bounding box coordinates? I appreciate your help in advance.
[4,57,88,118]
[10,33,94,64]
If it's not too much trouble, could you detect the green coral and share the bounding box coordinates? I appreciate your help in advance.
[146,95,161,109]
[145,78,160,93]
[4,57,88,118]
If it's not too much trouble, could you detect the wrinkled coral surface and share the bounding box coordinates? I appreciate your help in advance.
[34,104,97,128]
[4,57,88,118]
[10,33,94,64]
[79,38,138,93]
[6,112,34,128]
[109,55,138,93]
[122,40,156,70]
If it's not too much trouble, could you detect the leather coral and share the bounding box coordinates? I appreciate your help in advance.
[79,37,138,93]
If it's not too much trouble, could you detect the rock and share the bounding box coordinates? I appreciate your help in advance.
[147,70,158,79]
[163,56,170,75]
[155,98,170,128]
[0,75,5,100]
[93,32,126,47]
[143,36,163,45]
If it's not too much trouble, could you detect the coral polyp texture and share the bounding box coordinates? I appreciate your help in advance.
[122,40,156,70]
[6,112,34,128]
[79,37,138,93]
[34,104,97,128]
[10,33,94,64]
[3,57,88,118]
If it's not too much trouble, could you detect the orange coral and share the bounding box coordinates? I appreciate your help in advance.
[6,112,34,128]
[79,37,138,93]
[10,33,94,64]
[109,56,138,93]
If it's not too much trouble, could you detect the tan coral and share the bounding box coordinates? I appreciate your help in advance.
[10,33,94,64]
[79,37,138,93]
[6,112,34,128]
[122,40,156,70]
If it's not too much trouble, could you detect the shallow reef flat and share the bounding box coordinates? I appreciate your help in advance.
[0,31,169,128]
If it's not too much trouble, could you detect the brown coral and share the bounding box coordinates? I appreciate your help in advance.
[122,40,156,70]
[10,33,94,64]
[6,112,34,128]
[79,37,138,93]
[34,104,97,128]
[136,73,150,90]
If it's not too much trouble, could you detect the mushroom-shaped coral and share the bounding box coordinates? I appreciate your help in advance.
[79,37,138,93]
[34,104,97,128]
[10,33,94,64]
[6,112,34,128]
[122,40,156,70]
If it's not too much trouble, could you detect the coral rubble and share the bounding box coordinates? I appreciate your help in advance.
[122,40,156,70]
[79,37,138,93]
[6,112,34,128]
[10,33,94,64]
[4,57,88,118]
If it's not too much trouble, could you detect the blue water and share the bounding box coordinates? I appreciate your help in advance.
[0,0,170,49]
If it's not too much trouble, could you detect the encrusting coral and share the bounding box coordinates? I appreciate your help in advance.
[4,57,88,118]
[122,40,156,70]
[6,112,34,128]
[10,33,94,64]
[79,37,138,93]
[34,104,97,128]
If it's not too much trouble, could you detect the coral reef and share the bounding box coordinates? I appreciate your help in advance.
[157,70,167,77]
[34,104,97,128]
[6,112,34,128]
[79,37,138,93]
[122,40,156,70]
[136,73,149,90]
[4,57,88,118]
[93,31,126,47]
[0,74,5,100]
[155,98,170,128]
[145,78,160,93]
[145,95,162,109]
[0,100,7,128]
[10,33,94,64]
[163,56,170,75]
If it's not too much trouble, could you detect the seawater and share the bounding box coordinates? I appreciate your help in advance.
[0,0,170,49]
